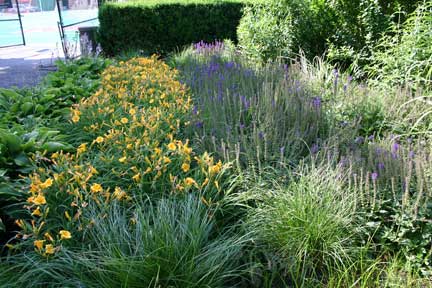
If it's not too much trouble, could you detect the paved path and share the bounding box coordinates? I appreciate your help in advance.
[0,44,64,88]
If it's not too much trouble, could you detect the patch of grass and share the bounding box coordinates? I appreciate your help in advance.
[244,163,360,285]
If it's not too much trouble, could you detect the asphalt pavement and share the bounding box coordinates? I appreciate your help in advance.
[0,44,63,88]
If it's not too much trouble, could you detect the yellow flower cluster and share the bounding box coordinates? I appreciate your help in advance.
[16,57,229,255]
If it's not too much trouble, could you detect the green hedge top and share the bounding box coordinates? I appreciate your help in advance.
[98,0,260,56]
[109,0,258,7]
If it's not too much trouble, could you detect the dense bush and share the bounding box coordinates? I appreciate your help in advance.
[237,1,293,62]
[238,0,340,61]
[367,1,432,88]
[237,0,425,65]
[98,0,250,56]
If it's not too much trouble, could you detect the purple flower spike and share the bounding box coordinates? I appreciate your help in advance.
[355,136,365,144]
[392,142,400,153]
[368,135,375,141]
[258,131,264,139]
[195,121,204,129]
[240,95,250,110]
[192,105,198,115]
[225,61,235,69]
[371,172,378,181]
[311,143,319,154]
[377,162,385,170]
[312,97,322,109]
[409,151,415,158]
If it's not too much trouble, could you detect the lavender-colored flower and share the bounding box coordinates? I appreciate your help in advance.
[195,121,204,129]
[347,75,353,83]
[391,142,400,159]
[377,162,385,170]
[312,97,322,109]
[339,157,349,167]
[244,69,253,78]
[333,69,339,87]
[368,135,375,141]
[355,136,365,144]
[193,40,224,55]
[371,172,378,181]
[409,150,415,158]
[225,61,235,69]
[333,69,339,77]
[239,123,245,130]
[258,131,265,140]
[311,143,319,154]
[240,95,250,110]
[192,105,198,115]
[391,142,400,153]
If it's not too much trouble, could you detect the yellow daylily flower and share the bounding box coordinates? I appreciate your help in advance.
[34,239,45,250]
[132,173,141,182]
[90,183,103,193]
[77,143,87,154]
[59,230,72,240]
[184,177,197,187]
[181,163,190,172]
[40,178,53,189]
[28,194,46,205]
[31,207,42,217]
[44,232,54,242]
[45,244,55,254]
[167,142,176,151]
[72,115,80,123]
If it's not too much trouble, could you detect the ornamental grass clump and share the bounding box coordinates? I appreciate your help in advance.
[246,164,360,286]
[9,57,229,257]
[1,196,245,287]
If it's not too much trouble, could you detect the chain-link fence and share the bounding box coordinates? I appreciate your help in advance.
[0,0,25,48]
[1,0,99,57]
[57,0,99,58]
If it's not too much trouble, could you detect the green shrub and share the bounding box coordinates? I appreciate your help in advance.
[98,0,249,56]
[237,0,340,61]
[367,0,432,89]
[328,0,425,68]
[237,1,293,62]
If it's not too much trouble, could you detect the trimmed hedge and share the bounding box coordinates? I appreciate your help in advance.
[98,1,249,56]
